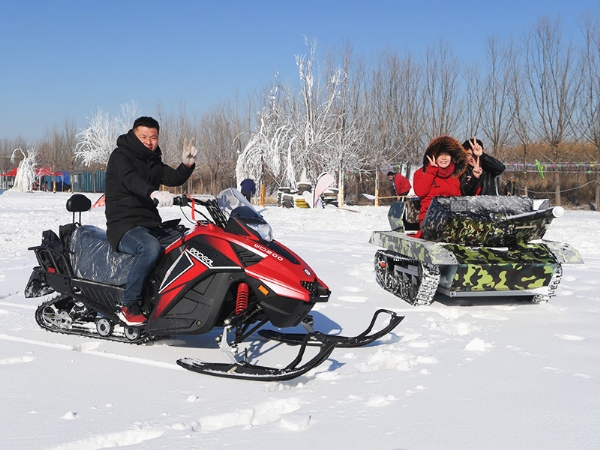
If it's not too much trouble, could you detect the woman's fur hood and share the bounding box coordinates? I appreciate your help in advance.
[421,135,467,177]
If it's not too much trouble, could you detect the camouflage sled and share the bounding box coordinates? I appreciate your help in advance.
[370,196,583,305]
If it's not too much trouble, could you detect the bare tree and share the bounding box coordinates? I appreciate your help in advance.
[422,41,464,138]
[37,120,78,172]
[197,101,242,195]
[525,18,583,204]
[480,36,516,159]
[462,65,485,140]
[524,18,581,157]
[509,45,534,165]
[578,15,600,160]
[370,50,426,165]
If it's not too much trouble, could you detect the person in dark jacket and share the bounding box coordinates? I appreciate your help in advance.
[105,116,196,325]
[240,178,256,202]
[504,176,516,195]
[460,137,505,196]
[387,171,412,197]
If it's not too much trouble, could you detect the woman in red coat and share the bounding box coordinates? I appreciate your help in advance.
[413,135,467,230]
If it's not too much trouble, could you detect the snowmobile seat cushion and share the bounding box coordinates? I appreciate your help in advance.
[69,225,134,286]
[66,194,92,213]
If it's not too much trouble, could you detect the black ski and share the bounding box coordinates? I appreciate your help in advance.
[258,309,404,348]
[177,334,337,381]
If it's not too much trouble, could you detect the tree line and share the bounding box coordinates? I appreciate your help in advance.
[2,16,599,203]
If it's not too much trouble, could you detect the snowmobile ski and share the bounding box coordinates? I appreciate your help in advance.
[258,309,404,348]
[177,333,337,381]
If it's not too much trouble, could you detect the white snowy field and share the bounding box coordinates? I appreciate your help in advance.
[0,190,598,450]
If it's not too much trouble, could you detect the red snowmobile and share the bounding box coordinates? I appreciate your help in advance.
[25,188,403,381]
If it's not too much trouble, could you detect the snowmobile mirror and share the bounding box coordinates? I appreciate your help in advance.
[66,194,91,224]
[177,224,187,242]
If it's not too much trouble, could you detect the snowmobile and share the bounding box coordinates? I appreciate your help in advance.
[370,195,584,306]
[25,189,403,381]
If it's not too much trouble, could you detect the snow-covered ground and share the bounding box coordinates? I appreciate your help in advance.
[0,190,598,450]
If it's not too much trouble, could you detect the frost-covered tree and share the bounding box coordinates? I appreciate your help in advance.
[236,81,297,189]
[236,38,370,203]
[74,101,139,166]
[10,147,37,192]
[318,43,371,203]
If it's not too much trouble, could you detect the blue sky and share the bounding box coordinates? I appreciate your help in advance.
[1,0,598,141]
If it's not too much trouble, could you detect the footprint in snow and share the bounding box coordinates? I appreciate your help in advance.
[0,355,34,365]
[280,413,311,431]
[46,428,163,449]
[464,337,492,352]
[337,296,367,303]
[543,367,593,379]
[555,334,585,341]
[342,286,361,292]
[366,394,395,407]
[196,398,302,431]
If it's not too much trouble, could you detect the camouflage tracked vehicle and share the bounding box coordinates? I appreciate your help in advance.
[370,196,583,305]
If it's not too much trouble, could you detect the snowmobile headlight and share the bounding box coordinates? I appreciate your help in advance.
[247,222,273,241]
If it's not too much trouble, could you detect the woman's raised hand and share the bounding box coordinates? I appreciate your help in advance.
[426,154,438,167]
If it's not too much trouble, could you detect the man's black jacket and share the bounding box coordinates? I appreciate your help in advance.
[460,153,505,196]
[105,130,194,251]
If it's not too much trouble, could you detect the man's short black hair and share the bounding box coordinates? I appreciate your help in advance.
[462,138,483,150]
[133,116,160,132]
[387,171,395,177]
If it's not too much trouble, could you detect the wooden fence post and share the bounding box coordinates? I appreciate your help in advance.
[554,171,561,206]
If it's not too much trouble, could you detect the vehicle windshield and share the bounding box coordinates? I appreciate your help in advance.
[216,188,272,241]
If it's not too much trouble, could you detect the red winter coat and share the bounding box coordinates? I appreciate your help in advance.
[413,165,462,223]
[413,135,467,225]
[392,173,412,196]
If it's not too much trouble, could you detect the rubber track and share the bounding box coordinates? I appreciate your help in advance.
[35,295,154,345]
[375,250,440,306]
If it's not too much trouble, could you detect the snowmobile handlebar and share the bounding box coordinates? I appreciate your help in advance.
[152,195,206,207]
[151,195,229,228]
[498,206,564,224]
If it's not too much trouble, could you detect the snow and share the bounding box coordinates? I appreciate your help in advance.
[1,190,599,450]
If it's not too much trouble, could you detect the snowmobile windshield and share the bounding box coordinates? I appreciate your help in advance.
[217,188,273,241]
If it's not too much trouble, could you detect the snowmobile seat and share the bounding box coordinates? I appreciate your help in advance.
[69,225,134,286]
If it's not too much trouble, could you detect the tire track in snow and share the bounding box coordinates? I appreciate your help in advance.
[0,333,183,371]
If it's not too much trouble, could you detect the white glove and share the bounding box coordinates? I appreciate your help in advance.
[150,190,174,207]
[182,137,197,166]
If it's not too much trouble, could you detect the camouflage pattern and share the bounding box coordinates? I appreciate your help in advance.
[541,240,584,264]
[449,262,558,292]
[442,243,559,292]
[387,202,406,232]
[369,231,458,265]
[421,196,553,246]
[372,195,583,297]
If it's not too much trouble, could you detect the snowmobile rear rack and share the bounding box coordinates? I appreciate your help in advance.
[258,309,404,348]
